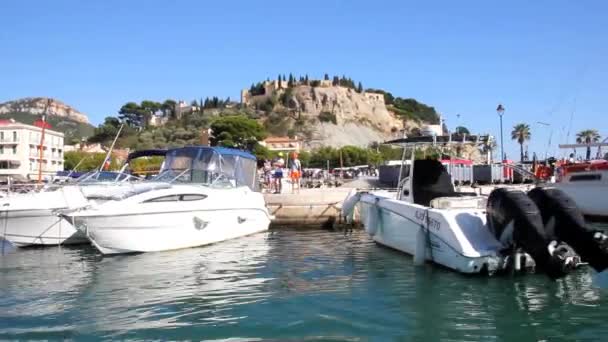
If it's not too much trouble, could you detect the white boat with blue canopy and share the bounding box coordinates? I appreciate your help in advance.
[342,134,608,279]
[60,146,272,255]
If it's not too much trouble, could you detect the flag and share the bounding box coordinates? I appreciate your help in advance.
[103,157,111,170]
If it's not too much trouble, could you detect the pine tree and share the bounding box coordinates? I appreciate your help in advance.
[288,73,294,87]
[324,73,329,81]
[332,76,339,86]
[278,74,282,88]
[357,82,363,93]
[305,74,309,85]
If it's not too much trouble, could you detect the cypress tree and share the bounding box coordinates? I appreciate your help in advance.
[324,73,329,81]
[357,82,363,93]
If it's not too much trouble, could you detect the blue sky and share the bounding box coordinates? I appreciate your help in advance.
[1,0,607,159]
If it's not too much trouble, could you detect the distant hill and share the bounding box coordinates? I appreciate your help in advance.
[0,98,94,143]
[241,77,440,148]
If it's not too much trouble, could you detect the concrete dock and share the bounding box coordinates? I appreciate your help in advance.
[264,187,355,227]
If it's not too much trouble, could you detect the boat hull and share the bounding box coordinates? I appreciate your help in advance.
[358,193,504,274]
[73,208,271,254]
[1,209,87,246]
[547,184,608,219]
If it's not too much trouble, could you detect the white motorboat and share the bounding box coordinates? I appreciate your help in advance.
[0,149,167,247]
[547,159,608,220]
[60,146,272,255]
[343,135,608,279]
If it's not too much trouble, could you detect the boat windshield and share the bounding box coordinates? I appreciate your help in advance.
[76,171,138,184]
[152,147,257,190]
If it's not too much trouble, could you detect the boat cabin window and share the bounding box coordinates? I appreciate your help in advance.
[145,195,180,202]
[180,194,207,201]
[569,174,601,182]
[144,194,207,203]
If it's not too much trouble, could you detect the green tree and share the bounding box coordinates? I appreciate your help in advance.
[88,116,122,144]
[511,123,531,162]
[64,151,120,171]
[576,129,601,160]
[118,102,146,128]
[324,73,329,81]
[140,100,162,127]
[288,73,294,87]
[455,126,470,135]
[357,82,363,93]
[210,115,267,150]
[162,99,177,119]
[332,76,339,86]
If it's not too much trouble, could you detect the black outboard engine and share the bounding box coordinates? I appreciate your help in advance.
[528,187,608,273]
[486,188,576,279]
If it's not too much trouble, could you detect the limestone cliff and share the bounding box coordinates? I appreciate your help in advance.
[245,84,411,148]
[0,97,90,124]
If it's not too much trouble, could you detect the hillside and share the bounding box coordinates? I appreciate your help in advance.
[242,78,439,148]
[0,97,90,123]
[0,98,94,142]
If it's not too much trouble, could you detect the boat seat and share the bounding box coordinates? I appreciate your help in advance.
[430,196,487,209]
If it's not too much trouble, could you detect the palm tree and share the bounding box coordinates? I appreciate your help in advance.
[576,129,601,160]
[511,123,531,162]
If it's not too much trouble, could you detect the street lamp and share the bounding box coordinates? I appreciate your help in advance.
[496,104,505,161]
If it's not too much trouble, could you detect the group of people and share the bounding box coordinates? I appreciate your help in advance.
[260,152,302,194]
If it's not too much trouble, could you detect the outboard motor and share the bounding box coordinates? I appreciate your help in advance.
[528,187,608,273]
[486,188,576,279]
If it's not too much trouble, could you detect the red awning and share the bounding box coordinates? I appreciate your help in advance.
[33,120,53,129]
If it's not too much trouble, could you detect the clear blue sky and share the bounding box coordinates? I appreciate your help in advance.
[1,0,607,159]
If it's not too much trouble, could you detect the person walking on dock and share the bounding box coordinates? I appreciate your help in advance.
[289,152,302,194]
[273,152,285,194]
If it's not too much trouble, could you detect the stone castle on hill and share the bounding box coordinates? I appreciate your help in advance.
[240,79,384,107]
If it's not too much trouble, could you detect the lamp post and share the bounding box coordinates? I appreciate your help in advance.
[497,104,505,161]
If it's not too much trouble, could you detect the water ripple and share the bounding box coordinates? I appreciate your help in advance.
[1,227,608,340]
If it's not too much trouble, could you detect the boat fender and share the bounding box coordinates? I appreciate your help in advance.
[487,188,572,279]
[528,187,608,273]
[414,224,426,266]
[365,198,381,236]
[341,190,361,224]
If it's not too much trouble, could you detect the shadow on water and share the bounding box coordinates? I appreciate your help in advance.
[0,226,607,341]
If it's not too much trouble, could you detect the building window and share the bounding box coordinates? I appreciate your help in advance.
[0,146,3,154]
[12,146,17,154]
[0,132,3,141]
[12,131,16,142]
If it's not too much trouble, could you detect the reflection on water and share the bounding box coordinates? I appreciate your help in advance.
[1,227,608,340]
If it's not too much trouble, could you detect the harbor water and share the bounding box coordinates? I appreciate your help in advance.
[1,226,607,341]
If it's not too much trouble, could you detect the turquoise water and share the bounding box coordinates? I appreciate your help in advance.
[1,227,607,341]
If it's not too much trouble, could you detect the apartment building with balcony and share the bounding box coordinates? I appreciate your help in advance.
[0,119,64,180]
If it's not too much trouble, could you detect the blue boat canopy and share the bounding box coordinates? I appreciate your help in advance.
[157,146,258,190]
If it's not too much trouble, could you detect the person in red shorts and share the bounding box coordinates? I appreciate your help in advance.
[289,152,302,194]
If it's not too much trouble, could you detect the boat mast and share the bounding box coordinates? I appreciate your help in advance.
[99,123,125,172]
[37,99,51,185]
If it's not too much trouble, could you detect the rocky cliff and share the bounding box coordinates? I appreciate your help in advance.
[0,97,90,124]
[247,85,415,148]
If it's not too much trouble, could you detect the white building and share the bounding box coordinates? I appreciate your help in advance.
[0,119,64,180]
